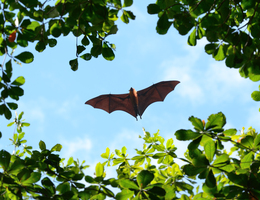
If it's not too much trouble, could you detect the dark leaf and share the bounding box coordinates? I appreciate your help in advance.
[137,170,154,188]
[102,43,115,61]
[15,51,34,63]
[69,58,78,71]
[80,53,92,61]
[0,150,11,170]
[7,102,18,110]
[147,4,161,14]
[175,129,201,141]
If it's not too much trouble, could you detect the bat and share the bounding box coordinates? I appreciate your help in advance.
[85,80,180,120]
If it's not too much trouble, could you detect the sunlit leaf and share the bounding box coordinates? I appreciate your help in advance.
[39,140,46,151]
[204,139,215,163]
[12,76,25,86]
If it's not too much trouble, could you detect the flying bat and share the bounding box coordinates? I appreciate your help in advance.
[85,80,180,120]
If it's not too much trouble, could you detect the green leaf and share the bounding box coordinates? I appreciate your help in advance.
[7,102,18,110]
[119,179,139,190]
[8,157,24,174]
[91,45,102,58]
[166,138,173,149]
[77,45,86,55]
[81,37,90,46]
[85,175,95,183]
[10,86,24,97]
[22,122,30,127]
[67,157,73,166]
[192,154,209,167]
[205,112,226,131]
[254,134,260,146]
[137,170,154,188]
[180,194,190,200]
[48,39,57,47]
[205,43,217,55]
[123,0,133,7]
[0,104,12,119]
[189,116,204,131]
[50,22,61,37]
[102,43,115,61]
[80,53,92,61]
[206,169,216,188]
[95,162,104,177]
[204,139,215,163]
[69,58,78,71]
[116,189,134,200]
[15,51,34,63]
[101,147,110,159]
[188,28,196,46]
[125,10,135,20]
[35,41,46,52]
[12,76,25,86]
[21,172,41,185]
[147,4,161,14]
[240,135,254,148]
[18,112,24,120]
[0,150,11,170]
[197,26,205,39]
[213,154,229,166]
[121,10,129,24]
[182,164,206,176]
[241,152,253,169]
[214,45,225,61]
[223,129,237,136]
[41,177,55,194]
[227,172,248,187]
[156,13,171,35]
[251,91,260,101]
[39,140,46,150]
[57,182,70,194]
[51,144,62,152]
[175,129,201,141]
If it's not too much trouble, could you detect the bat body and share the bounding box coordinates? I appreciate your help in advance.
[85,80,180,120]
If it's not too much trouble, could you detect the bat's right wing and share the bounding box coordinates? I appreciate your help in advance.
[137,80,180,117]
[85,93,137,118]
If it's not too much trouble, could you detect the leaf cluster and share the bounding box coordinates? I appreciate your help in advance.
[2,112,260,199]
[0,0,135,119]
[147,0,260,104]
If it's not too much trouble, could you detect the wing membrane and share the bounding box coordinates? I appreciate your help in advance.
[85,93,136,117]
[137,81,180,117]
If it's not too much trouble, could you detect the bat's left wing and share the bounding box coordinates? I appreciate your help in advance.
[137,80,180,117]
[85,93,137,118]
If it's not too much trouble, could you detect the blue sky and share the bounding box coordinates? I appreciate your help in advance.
[1,1,260,177]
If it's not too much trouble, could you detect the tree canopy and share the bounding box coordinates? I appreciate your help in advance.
[1,0,260,199]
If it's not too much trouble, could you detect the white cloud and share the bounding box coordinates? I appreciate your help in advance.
[55,96,80,118]
[161,39,255,106]
[60,136,92,158]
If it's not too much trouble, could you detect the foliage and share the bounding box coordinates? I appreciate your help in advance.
[0,0,135,119]
[1,0,260,120]
[147,0,260,103]
[1,112,260,199]
[1,0,260,200]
